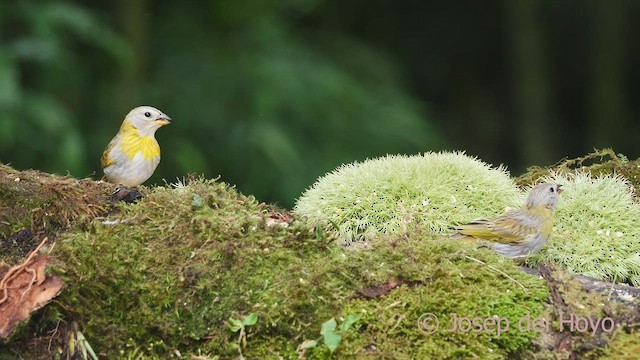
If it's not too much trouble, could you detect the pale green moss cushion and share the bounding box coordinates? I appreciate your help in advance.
[295,153,640,285]
[294,151,522,242]
[531,173,640,285]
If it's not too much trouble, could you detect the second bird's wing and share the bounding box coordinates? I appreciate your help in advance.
[455,210,541,244]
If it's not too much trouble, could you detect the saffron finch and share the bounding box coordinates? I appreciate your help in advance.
[452,183,562,257]
[101,106,171,187]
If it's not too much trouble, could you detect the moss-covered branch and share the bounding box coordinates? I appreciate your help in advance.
[1,150,639,359]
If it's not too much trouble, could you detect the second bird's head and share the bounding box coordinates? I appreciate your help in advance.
[525,183,563,209]
[125,106,171,136]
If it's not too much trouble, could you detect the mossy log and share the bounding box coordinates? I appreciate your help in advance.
[0,150,639,359]
[0,164,114,262]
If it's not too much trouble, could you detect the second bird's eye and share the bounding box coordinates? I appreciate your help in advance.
[144,112,151,118]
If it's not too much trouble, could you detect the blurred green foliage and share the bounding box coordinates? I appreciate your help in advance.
[0,0,443,207]
[5,1,637,207]
[1,1,128,177]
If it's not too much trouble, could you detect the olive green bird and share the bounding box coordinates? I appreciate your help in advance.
[452,183,562,257]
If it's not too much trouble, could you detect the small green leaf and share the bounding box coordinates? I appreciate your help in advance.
[77,332,98,360]
[229,318,243,332]
[320,318,337,336]
[323,331,341,353]
[328,219,341,231]
[300,340,317,349]
[618,153,629,164]
[339,314,361,333]
[243,312,258,326]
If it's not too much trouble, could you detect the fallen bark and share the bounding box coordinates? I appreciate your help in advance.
[0,237,65,340]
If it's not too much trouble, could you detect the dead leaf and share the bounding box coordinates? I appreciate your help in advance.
[0,238,65,339]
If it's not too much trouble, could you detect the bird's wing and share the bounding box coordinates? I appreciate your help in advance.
[456,210,541,244]
[454,220,502,240]
[101,137,117,168]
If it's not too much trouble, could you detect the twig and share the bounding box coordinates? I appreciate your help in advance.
[48,319,62,353]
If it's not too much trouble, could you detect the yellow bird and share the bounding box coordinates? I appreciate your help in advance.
[452,183,562,257]
[101,106,171,187]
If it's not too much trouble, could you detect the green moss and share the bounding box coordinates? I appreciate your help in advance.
[294,151,522,243]
[602,331,640,360]
[338,236,548,359]
[4,178,549,358]
[6,151,639,358]
[0,163,113,262]
[528,173,640,285]
[516,148,640,197]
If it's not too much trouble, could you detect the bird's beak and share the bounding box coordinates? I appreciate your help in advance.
[556,184,563,193]
[154,116,171,126]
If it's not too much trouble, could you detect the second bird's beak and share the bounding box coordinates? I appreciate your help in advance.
[154,116,171,126]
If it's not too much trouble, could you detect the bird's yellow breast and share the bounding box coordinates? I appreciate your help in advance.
[525,206,554,237]
[118,120,160,160]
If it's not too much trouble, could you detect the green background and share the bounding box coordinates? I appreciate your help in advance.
[1,0,638,207]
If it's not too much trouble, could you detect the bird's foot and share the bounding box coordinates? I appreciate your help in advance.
[110,187,143,204]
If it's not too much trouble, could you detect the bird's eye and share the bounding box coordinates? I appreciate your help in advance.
[549,187,555,193]
[144,112,151,118]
